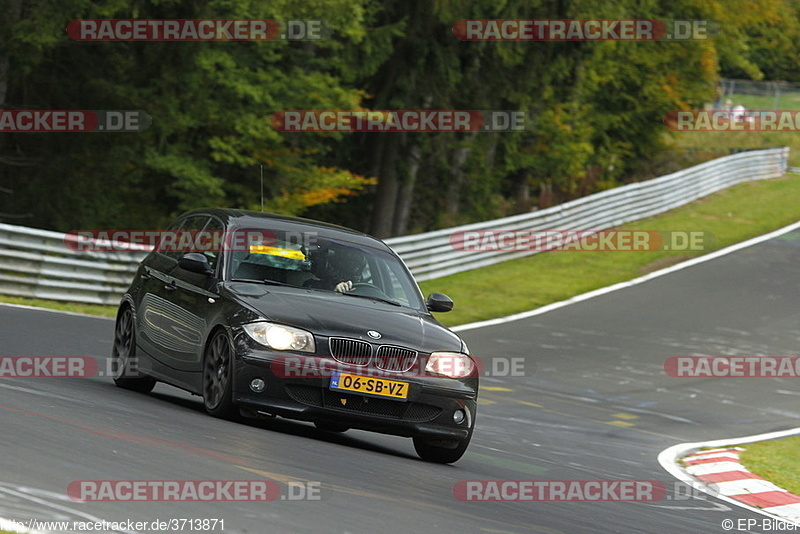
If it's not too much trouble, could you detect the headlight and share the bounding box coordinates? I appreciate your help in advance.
[426,352,475,378]
[242,322,315,353]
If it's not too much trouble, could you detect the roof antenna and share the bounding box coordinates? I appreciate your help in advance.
[260,164,264,212]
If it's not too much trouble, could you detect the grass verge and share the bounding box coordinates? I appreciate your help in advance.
[420,172,800,326]
[739,437,800,496]
[0,294,117,317]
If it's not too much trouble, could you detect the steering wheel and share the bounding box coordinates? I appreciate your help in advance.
[351,282,381,291]
[350,282,390,298]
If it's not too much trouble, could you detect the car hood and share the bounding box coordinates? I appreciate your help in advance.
[223,283,463,352]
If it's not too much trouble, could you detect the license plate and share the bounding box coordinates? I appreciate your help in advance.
[330,372,409,401]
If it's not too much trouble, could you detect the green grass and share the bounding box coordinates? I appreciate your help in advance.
[421,173,800,326]
[728,92,800,112]
[739,437,800,496]
[0,294,117,317]
[670,130,800,167]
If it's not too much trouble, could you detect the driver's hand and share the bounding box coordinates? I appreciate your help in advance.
[335,280,353,293]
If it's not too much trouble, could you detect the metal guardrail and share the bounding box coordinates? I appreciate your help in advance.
[384,147,789,281]
[0,225,148,306]
[0,147,789,305]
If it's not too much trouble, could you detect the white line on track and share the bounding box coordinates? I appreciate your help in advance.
[453,219,800,332]
[0,484,137,533]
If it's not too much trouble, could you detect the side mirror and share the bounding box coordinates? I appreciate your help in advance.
[178,253,214,276]
[426,293,454,313]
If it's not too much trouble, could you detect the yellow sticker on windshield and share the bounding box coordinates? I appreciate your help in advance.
[249,245,306,260]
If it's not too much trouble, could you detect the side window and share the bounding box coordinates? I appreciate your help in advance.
[357,257,372,284]
[201,217,224,271]
[160,216,209,261]
[381,263,411,306]
[158,218,187,261]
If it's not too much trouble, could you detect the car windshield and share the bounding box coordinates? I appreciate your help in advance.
[225,228,425,310]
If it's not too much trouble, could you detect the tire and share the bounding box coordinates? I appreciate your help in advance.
[112,306,156,393]
[203,329,237,419]
[314,421,350,433]
[413,426,473,464]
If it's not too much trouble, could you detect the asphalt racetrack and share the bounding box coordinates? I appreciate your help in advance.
[1,229,799,534]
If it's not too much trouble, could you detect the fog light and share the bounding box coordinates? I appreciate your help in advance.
[250,378,266,393]
[453,409,466,424]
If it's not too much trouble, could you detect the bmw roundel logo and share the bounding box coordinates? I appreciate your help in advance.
[367,330,382,339]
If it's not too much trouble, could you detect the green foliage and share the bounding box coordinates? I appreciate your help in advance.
[711,0,800,81]
[0,0,795,234]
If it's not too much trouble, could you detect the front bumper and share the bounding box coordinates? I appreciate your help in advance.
[231,343,478,441]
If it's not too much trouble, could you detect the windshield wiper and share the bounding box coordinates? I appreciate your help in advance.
[340,292,402,307]
[230,278,292,287]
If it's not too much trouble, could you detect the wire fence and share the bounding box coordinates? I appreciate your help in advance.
[717,79,800,111]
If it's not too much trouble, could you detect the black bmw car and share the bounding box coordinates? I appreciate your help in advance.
[111,209,478,463]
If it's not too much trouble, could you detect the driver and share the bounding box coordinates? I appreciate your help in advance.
[305,247,366,292]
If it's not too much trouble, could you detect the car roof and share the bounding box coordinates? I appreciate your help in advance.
[178,208,387,249]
